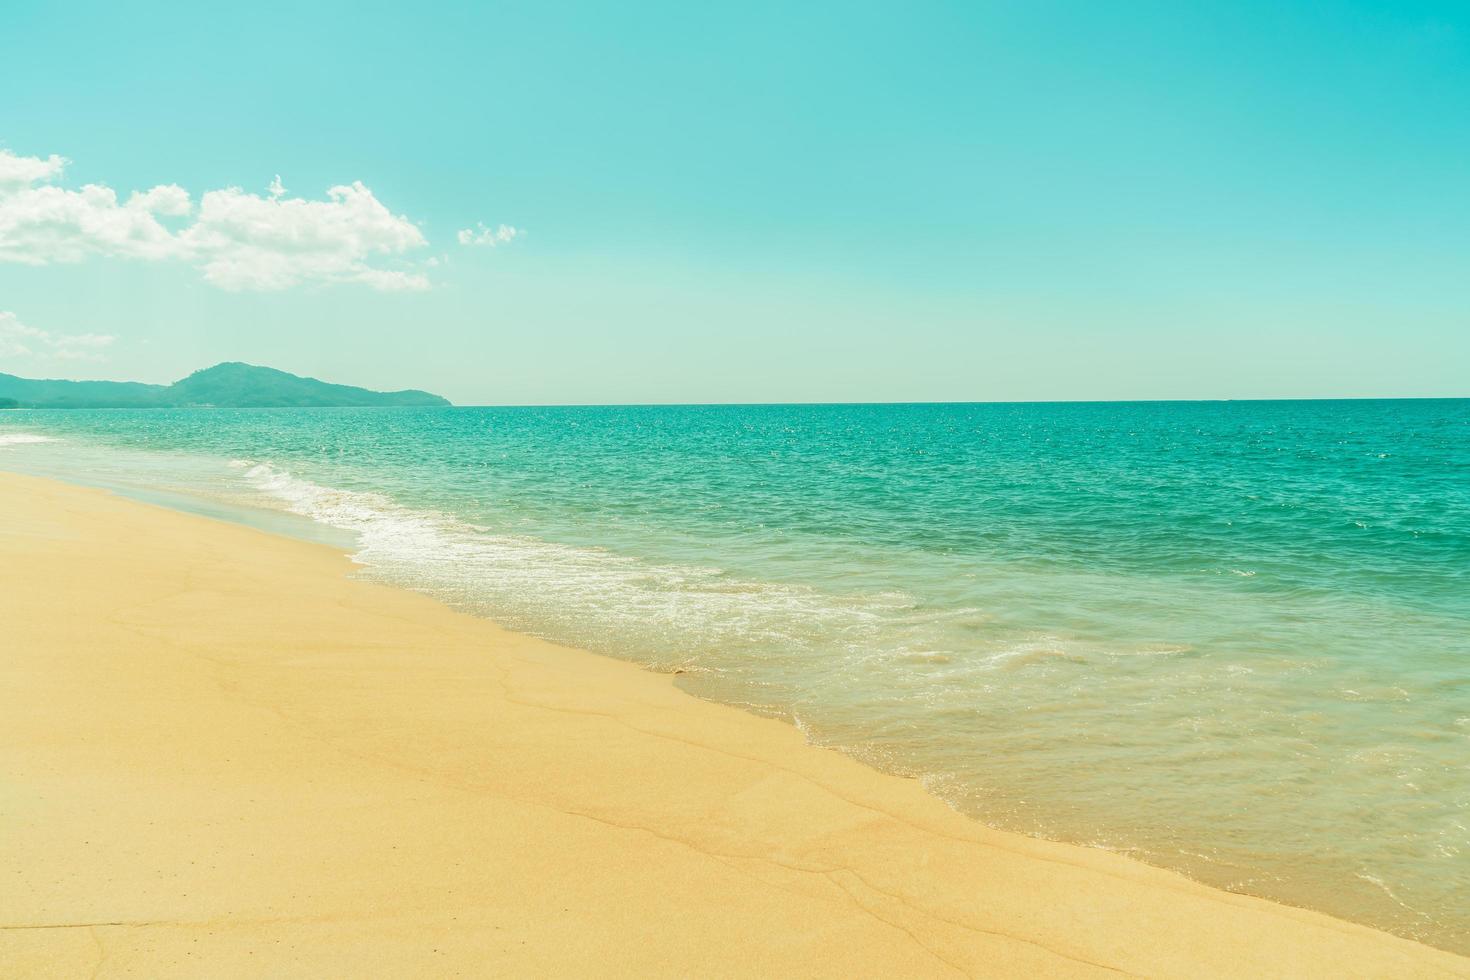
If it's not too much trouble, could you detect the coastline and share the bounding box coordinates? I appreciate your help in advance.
[2,470,1465,978]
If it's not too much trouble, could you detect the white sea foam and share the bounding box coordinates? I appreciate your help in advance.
[0,433,57,447]
[232,461,933,673]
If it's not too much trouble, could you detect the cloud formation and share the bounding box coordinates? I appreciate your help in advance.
[0,310,115,361]
[181,182,429,290]
[0,149,432,291]
[0,150,66,187]
[457,222,520,247]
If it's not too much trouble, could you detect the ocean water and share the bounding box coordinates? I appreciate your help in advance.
[2,400,1467,952]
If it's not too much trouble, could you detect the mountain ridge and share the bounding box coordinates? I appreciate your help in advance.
[0,362,451,409]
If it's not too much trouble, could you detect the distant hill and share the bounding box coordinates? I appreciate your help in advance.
[0,362,451,409]
[0,374,170,409]
[166,363,451,408]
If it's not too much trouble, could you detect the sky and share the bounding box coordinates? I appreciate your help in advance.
[1,0,1467,404]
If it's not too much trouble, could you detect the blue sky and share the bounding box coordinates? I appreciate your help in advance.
[1,1,1467,403]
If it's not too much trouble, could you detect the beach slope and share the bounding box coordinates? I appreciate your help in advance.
[1,472,1464,978]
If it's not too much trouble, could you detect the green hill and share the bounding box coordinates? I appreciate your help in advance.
[0,363,451,409]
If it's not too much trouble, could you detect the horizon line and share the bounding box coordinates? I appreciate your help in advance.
[6,394,1468,411]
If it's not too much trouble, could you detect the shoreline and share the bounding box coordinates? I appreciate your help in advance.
[2,470,1466,977]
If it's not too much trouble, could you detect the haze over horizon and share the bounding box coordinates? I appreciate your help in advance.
[3,359,1469,407]
[3,1,1468,404]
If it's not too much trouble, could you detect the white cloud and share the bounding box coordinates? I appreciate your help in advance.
[0,181,190,265]
[0,149,67,188]
[0,149,434,291]
[130,184,193,216]
[457,222,520,247]
[178,182,429,290]
[0,311,115,362]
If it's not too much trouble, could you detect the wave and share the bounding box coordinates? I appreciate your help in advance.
[229,460,949,679]
[0,433,58,447]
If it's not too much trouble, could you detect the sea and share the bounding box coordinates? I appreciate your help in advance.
[2,399,1466,953]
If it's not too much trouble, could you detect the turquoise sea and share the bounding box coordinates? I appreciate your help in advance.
[3,400,1467,952]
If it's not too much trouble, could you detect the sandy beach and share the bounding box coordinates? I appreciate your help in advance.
[1,471,1465,979]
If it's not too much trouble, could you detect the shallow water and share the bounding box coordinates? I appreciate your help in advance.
[3,400,1467,952]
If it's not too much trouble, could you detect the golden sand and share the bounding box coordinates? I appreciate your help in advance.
[2,471,1465,978]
